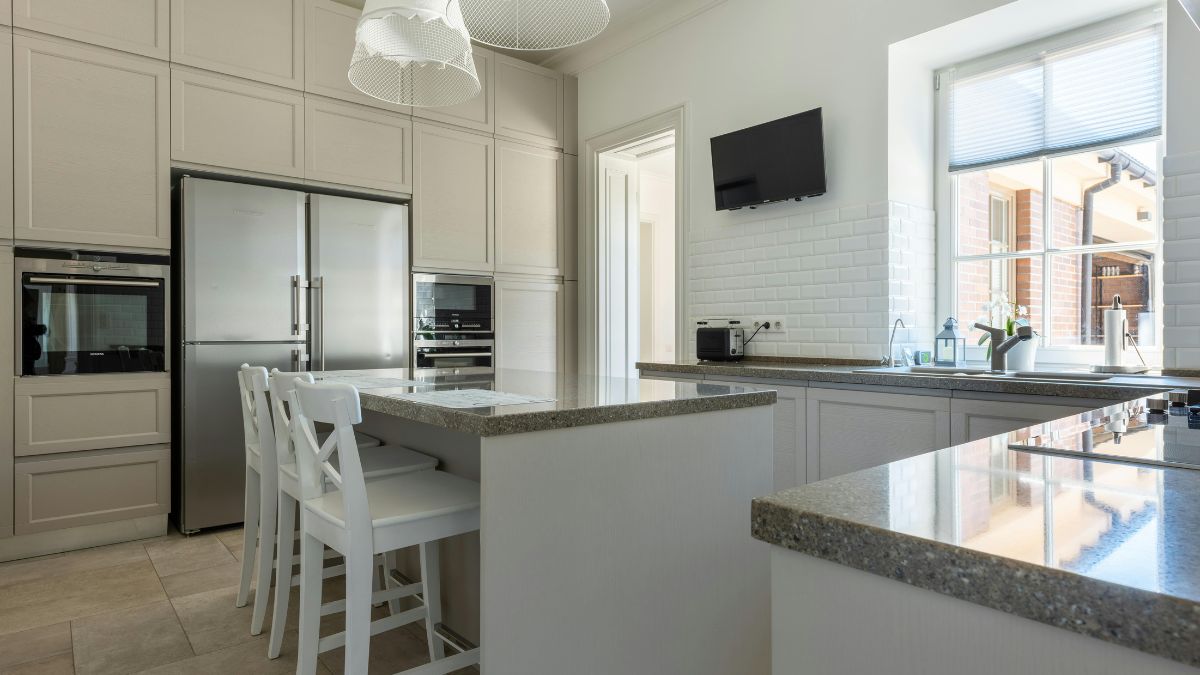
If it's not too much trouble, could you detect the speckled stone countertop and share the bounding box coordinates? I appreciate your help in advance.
[752,399,1200,668]
[637,359,1190,400]
[313,367,775,437]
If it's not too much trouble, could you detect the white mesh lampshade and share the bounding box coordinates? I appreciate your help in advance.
[460,0,611,50]
[349,0,481,107]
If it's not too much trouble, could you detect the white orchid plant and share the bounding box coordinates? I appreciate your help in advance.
[975,292,1034,357]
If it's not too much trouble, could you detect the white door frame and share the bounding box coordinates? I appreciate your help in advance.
[581,105,688,377]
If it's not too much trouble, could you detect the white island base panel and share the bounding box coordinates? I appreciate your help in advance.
[359,405,773,675]
[771,548,1197,675]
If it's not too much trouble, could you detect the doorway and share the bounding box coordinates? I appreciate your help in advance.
[585,107,685,379]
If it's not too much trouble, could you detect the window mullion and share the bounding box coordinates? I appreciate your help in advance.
[1042,156,1053,343]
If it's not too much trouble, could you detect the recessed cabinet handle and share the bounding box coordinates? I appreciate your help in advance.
[27,277,160,287]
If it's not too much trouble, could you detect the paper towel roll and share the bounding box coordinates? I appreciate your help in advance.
[1104,308,1127,367]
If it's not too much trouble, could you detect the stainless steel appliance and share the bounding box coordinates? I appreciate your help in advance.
[175,176,410,532]
[696,326,744,361]
[17,248,169,375]
[412,273,493,373]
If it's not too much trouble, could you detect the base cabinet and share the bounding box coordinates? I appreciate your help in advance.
[807,387,951,481]
[495,278,563,373]
[708,380,807,489]
[14,374,171,457]
[949,398,1098,445]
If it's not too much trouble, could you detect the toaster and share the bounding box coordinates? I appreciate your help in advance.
[696,326,745,361]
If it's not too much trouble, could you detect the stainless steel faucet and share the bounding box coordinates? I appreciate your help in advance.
[974,323,1033,372]
[882,318,907,367]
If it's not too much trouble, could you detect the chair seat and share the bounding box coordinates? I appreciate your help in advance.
[281,444,437,483]
[306,470,480,529]
[317,429,381,449]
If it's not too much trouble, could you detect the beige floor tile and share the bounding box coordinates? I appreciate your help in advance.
[0,543,148,590]
[145,537,236,579]
[71,600,193,675]
[132,630,330,675]
[0,623,71,670]
[317,624,473,675]
[157,562,246,599]
[0,652,75,675]
[169,585,294,655]
[0,561,165,637]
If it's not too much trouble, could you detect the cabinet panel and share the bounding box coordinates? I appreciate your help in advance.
[412,122,494,272]
[563,280,578,376]
[413,47,495,133]
[305,0,411,114]
[808,387,950,481]
[171,0,304,89]
[949,399,1094,446]
[14,0,168,59]
[709,380,807,489]
[495,279,562,373]
[563,74,578,155]
[494,54,563,148]
[172,67,305,178]
[15,445,170,535]
[0,247,12,538]
[495,141,562,276]
[15,374,171,457]
[0,33,11,241]
[305,95,412,193]
[0,0,9,25]
[563,155,577,281]
[14,36,169,249]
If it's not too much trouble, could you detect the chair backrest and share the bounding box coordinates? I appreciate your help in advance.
[267,369,316,470]
[237,364,273,463]
[289,380,371,532]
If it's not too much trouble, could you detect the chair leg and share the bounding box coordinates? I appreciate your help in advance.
[420,540,445,661]
[296,525,323,675]
[344,543,376,675]
[236,464,260,609]
[250,472,277,636]
[267,493,296,659]
[383,550,401,615]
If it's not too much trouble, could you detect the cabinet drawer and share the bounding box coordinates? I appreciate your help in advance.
[15,375,170,456]
[172,67,305,178]
[15,445,170,535]
[305,95,412,193]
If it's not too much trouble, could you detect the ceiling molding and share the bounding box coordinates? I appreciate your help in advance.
[539,0,728,75]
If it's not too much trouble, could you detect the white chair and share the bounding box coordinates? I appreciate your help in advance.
[290,380,482,675]
[264,369,439,659]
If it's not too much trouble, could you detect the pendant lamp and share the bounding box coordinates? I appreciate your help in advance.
[460,0,611,51]
[349,0,481,107]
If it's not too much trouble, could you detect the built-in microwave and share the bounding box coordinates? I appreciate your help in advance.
[16,248,170,376]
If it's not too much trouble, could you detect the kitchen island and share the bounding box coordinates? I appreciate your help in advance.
[754,397,1200,675]
[312,367,776,675]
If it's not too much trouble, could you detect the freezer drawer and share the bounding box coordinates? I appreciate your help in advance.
[179,342,302,531]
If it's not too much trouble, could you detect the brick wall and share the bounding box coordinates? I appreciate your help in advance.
[1163,151,1200,370]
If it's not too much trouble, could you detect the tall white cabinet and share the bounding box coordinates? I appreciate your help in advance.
[0,245,12,540]
[495,279,564,373]
[412,122,495,273]
[495,140,563,276]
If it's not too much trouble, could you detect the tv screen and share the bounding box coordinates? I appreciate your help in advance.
[710,108,826,211]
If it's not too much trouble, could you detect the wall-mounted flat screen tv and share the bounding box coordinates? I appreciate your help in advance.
[710,107,826,211]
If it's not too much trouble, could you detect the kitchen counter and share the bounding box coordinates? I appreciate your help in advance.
[637,359,1184,400]
[317,367,775,436]
[753,398,1200,670]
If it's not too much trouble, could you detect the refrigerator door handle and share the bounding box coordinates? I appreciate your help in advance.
[291,275,310,339]
[315,276,326,371]
[291,347,310,372]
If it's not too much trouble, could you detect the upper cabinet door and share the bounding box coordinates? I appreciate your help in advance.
[494,54,564,149]
[0,0,9,26]
[305,95,412,193]
[14,36,169,249]
[172,67,305,178]
[413,47,495,134]
[0,33,12,241]
[412,122,494,272]
[495,140,562,276]
[14,0,168,59]
[171,0,304,89]
[495,278,563,373]
[305,0,410,114]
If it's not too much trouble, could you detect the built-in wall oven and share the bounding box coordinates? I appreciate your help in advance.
[412,273,494,372]
[17,248,170,375]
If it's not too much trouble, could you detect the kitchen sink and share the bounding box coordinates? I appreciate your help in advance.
[852,366,1116,381]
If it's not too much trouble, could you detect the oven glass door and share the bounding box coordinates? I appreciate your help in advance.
[414,346,494,370]
[21,274,167,375]
[414,279,492,322]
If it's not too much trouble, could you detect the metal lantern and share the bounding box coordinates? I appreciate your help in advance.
[934,317,967,367]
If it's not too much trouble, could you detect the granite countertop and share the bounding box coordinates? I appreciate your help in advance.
[312,367,775,437]
[637,359,1189,400]
[752,399,1200,668]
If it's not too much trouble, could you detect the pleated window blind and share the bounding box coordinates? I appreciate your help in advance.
[949,26,1163,173]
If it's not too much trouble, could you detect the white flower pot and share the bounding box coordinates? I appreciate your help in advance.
[1005,338,1038,371]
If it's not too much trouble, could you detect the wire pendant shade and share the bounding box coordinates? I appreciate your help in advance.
[460,0,611,50]
[349,0,481,107]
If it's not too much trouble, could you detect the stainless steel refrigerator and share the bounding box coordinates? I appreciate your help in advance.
[174,177,409,532]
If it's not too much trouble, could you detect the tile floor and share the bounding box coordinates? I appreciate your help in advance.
[0,527,476,674]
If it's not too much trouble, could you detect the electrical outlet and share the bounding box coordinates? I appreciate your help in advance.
[750,316,785,333]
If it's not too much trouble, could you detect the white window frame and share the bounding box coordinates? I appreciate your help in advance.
[934,11,1165,367]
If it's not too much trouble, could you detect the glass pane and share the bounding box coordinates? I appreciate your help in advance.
[1049,142,1159,248]
[956,256,1043,343]
[1048,249,1156,346]
[956,160,1045,256]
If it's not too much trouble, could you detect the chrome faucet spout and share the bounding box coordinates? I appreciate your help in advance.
[882,319,907,367]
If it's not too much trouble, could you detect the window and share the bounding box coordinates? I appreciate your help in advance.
[938,15,1164,359]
